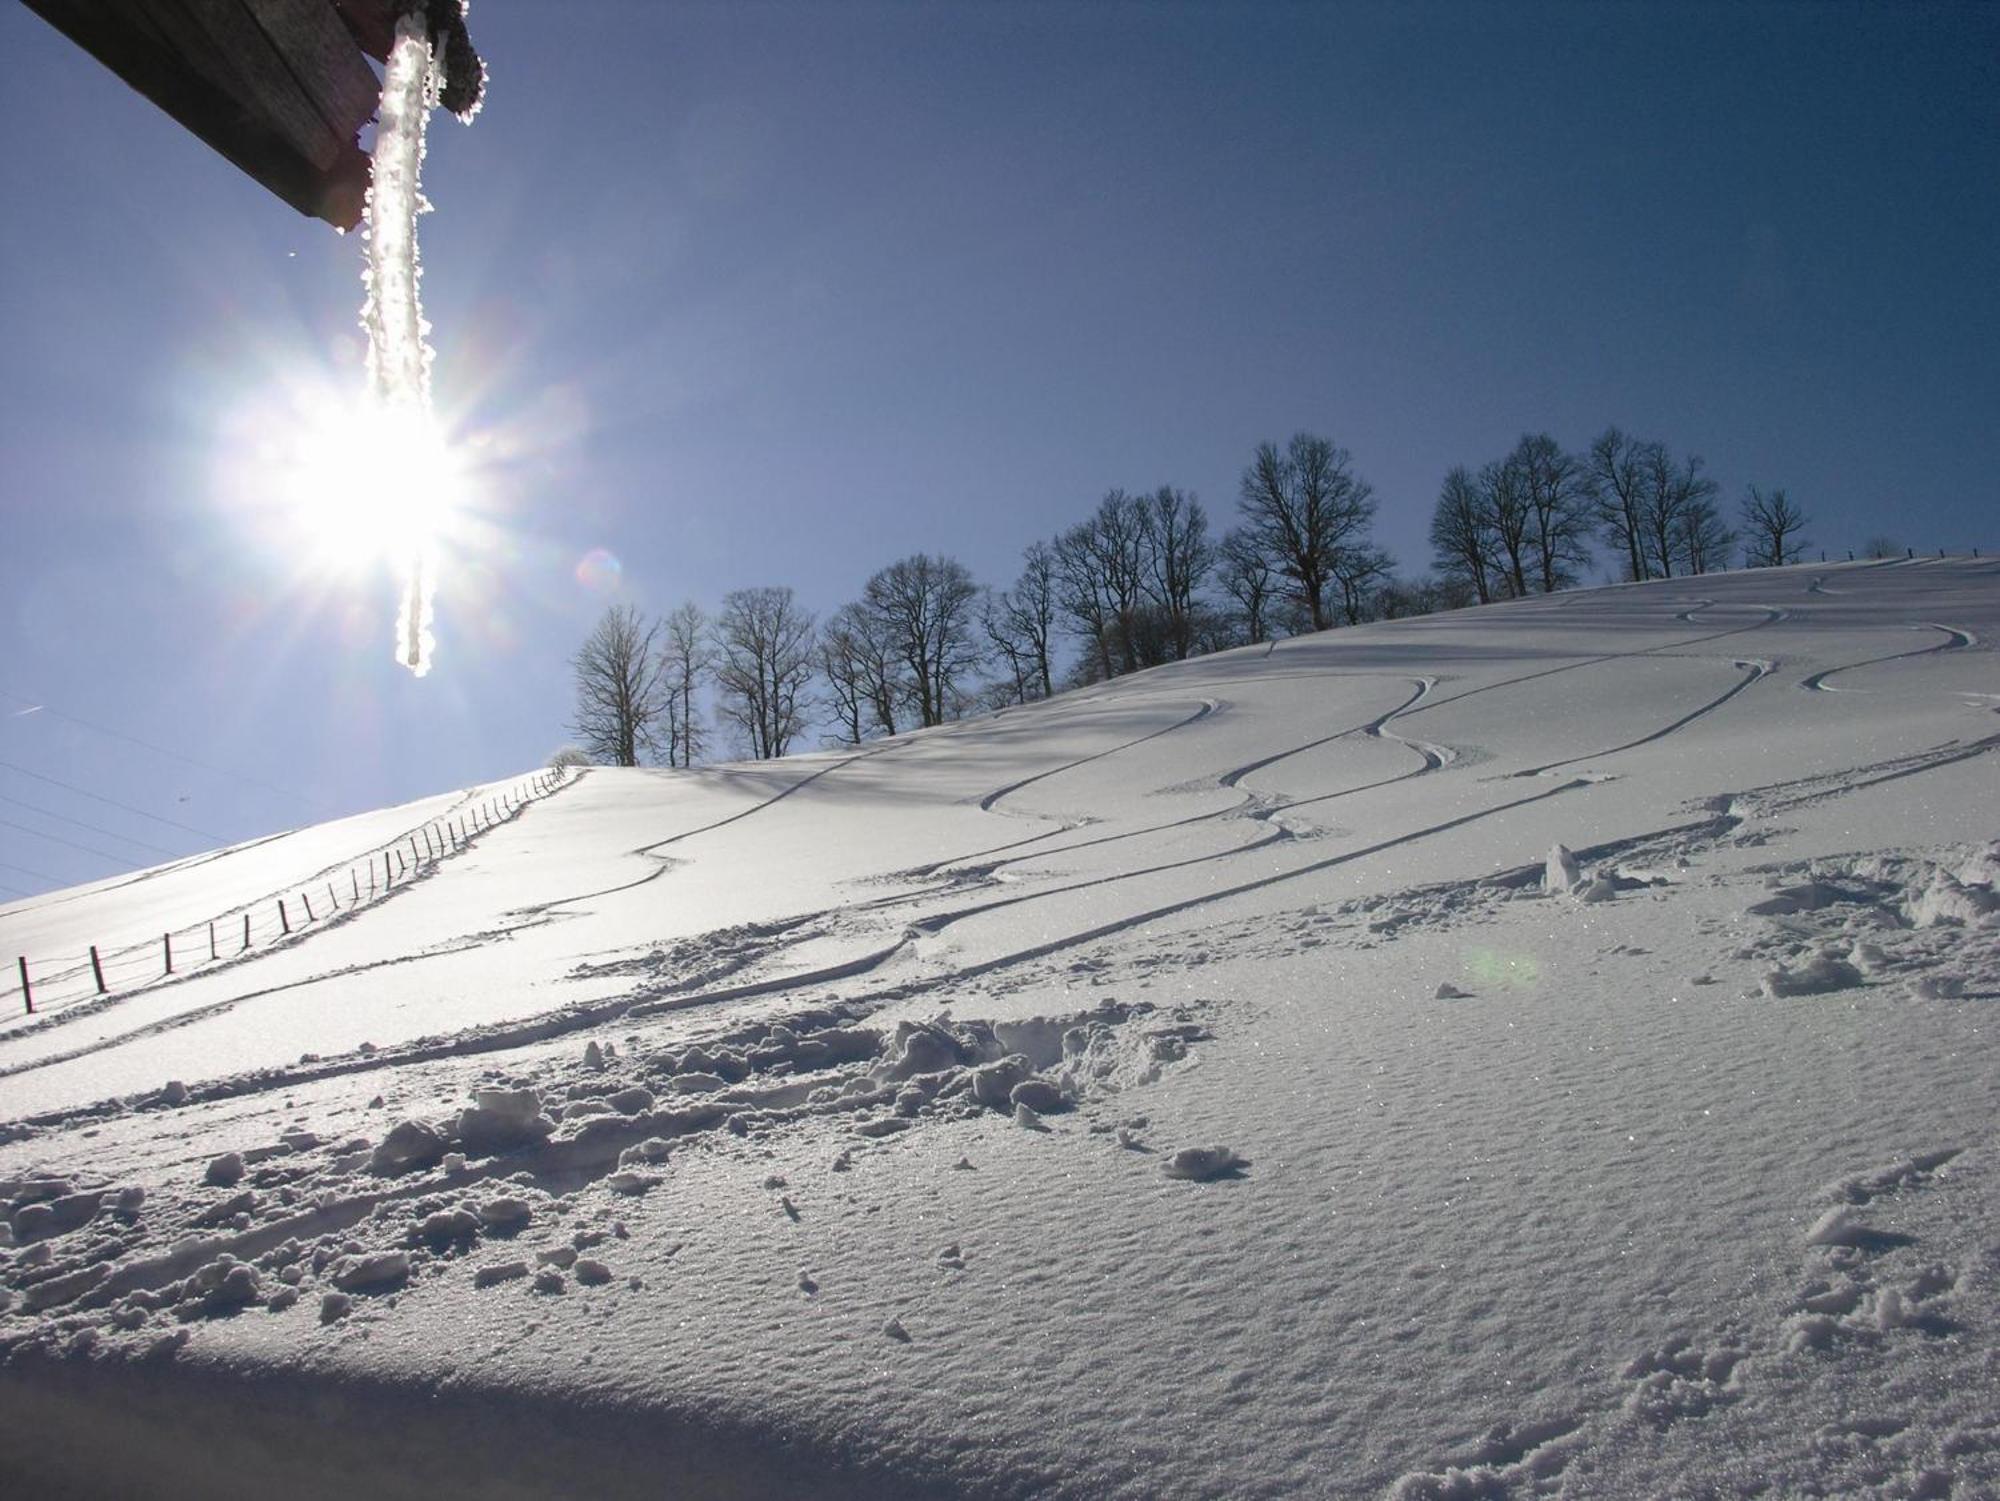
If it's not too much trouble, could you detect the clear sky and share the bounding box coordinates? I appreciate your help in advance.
[1,0,1994,900]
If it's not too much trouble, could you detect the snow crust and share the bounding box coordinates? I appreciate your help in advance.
[2,558,1997,1498]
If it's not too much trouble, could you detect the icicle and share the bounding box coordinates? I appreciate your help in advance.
[364,9,441,677]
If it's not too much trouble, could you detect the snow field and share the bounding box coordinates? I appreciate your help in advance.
[0,557,1996,1498]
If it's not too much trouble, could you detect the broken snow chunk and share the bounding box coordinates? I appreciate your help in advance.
[969,1055,1034,1110]
[333,1250,411,1292]
[1763,950,1865,998]
[1805,1207,1871,1248]
[574,1258,612,1286]
[474,1260,529,1288]
[415,1208,478,1243]
[371,1119,447,1176]
[853,1116,913,1138]
[533,1269,566,1295]
[22,1260,111,1313]
[608,1086,654,1115]
[1433,982,1473,1000]
[161,1080,189,1106]
[621,1137,673,1164]
[1576,876,1618,904]
[1013,1102,1049,1131]
[477,1196,533,1230]
[583,1041,604,1070]
[319,1292,353,1323]
[1010,1078,1068,1115]
[454,1089,554,1155]
[882,1316,912,1343]
[204,1152,246,1188]
[1909,872,2000,928]
[1162,1145,1249,1182]
[604,1171,659,1196]
[536,1246,578,1269]
[1911,974,1966,1000]
[1545,843,1582,893]
[883,1022,961,1080]
[667,1072,726,1095]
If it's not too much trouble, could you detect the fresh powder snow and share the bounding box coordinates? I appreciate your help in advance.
[1,558,1996,1498]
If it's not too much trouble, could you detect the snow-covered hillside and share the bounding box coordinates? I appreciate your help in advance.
[2,558,1997,1500]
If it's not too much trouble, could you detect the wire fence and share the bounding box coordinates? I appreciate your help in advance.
[6,767,578,1020]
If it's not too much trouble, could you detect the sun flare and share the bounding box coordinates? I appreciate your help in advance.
[277,397,464,574]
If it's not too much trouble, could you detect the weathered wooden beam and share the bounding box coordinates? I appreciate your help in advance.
[22,0,388,228]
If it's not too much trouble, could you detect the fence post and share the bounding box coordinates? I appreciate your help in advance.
[395,850,405,877]
[242,912,251,950]
[424,827,436,860]
[302,892,315,922]
[17,956,32,1015]
[409,836,420,866]
[209,921,217,961]
[279,899,291,935]
[163,932,173,975]
[327,882,338,912]
[352,871,359,903]
[90,945,106,994]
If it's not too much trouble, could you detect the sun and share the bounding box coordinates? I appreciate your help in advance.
[276,397,465,574]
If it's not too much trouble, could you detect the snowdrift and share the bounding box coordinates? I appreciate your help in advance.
[2,558,1997,1499]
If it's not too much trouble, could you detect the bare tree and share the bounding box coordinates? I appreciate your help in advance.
[1054,491,1149,677]
[1511,433,1593,593]
[711,587,816,759]
[1237,434,1379,631]
[1331,542,1395,624]
[859,554,983,728]
[1215,527,1277,644]
[818,606,879,747]
[1740,486,1809,567]
[1586,428,1653,582]
[569,603,667,767]
[1429,465,1498,604]
[817,600,903,741]
[1863,535,1901,559]
[981,590,1036,707]
[985,541,1059,700]
[658,600,713,768]
[548,745,591,770]
[1479,455,1533,599]
[1674,493,1734,575]
[1630,446,1719,580]
[1136,487,1213,661]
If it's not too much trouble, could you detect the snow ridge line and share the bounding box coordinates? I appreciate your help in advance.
[975,699,1218,813]
[1512,657,1772,777]
[941,776,1597,985]
[1401,604,1785,722]
[1800,623,1975,692]
[509,742,909,915]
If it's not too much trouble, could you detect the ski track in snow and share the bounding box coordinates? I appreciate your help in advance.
[1801,623,1975,692]
[4,561,1999,1501]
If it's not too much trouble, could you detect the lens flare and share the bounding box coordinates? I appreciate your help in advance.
[574,547,623,591]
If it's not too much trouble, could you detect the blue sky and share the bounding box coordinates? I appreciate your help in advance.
[1,0,1994,898]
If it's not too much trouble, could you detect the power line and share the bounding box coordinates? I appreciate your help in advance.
[1,689,322,812]
[0,791,186,860]
[0,758,225,842]
[1,859,66,885]
[0,815,143,870]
